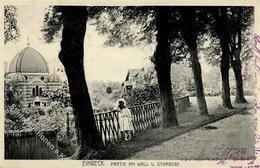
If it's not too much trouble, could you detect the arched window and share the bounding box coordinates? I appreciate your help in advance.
[32,88,35,96]
[39,88,43,95]
[36,85,39,96]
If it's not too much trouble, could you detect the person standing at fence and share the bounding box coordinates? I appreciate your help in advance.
[114,98,134,141]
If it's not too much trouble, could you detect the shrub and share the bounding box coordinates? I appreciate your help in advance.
[122,84,187,107]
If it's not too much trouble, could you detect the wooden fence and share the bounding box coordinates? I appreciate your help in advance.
[5,130,58,159]
[94,95,190,145]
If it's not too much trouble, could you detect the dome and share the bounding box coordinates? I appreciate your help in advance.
[11,73,27,82]
[49,72,62,83]
[9,47,50,73]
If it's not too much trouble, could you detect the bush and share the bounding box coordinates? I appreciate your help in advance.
[123,85,160,107]
[122,84,187,107]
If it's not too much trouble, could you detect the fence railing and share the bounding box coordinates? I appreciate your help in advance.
[94,95,190,145]
[94,101,161,145]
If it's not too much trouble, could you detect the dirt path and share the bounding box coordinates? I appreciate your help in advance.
[129,109,255,160]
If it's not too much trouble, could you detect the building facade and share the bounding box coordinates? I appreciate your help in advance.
[123,68,144,91]
[6,46,63,108]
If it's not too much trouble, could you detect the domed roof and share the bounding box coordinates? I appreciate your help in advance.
[9,47,50,73]
[11,73,27,82]
[49,72,62,83]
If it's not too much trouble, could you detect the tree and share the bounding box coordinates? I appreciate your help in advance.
[42,6,104,159]
[4,80,23,109]
[153,7,179,127]
[4,5,20,44]
[178,7,209,115]
[227,7,254,103]
[211,7,233,108]
[4,81,25,131]
[206,7,254,107]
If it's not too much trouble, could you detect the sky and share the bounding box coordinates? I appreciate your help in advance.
[3,5,155,82]
[3,5,218,83]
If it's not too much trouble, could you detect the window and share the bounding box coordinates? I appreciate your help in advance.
[36,85,39,96]
[39,88,43,95]
[32,88,35,96]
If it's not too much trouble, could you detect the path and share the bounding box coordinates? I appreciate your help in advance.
[129,108,255,160]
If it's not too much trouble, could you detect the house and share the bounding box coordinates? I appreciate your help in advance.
[123,68,144,91]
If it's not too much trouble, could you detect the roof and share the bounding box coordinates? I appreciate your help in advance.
[125,69,143,81]
[9,47,50,73]
[48,72,62,83]
[11,73,27,82]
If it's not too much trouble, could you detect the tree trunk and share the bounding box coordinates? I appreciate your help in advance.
[179,7,209,115]
[219,34,233,109]
[213,8,233,109]
[156,62,179,128]
[59,7,104,159]
[219,36,233,108]
[229,8,247,104]
[231,60,248,103]
[190,50,209,115]
[154,7,178,128]
[220,57,233,109]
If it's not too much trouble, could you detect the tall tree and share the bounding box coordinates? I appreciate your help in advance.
[228,7,254,103]
[211,7,233,108]
[154,7,179,127]
[178,7,209,115]
[43,6,104,159]
[207,7,254,107]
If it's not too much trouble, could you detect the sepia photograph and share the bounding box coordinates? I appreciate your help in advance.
[2,3,259,165]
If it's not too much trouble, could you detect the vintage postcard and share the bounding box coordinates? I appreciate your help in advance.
[0,0,259,167]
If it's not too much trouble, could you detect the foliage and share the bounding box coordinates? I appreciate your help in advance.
[171,63,194,92]
[202,7,254,66]
[5,103,76,144]
[139,64,193,94]
[4,80,25,131]
[88,80,123,112]
[95,7,155,47]
[4,5,20,44]
[95,7,190,63]
[138,66,157,86]
[4,80,24,109]
[4,80,76,144]
[122,83,186,107]
[43,81,71,108]
[5,105,28,131]
[122,84,160,107]
[41,6,105,43]
[202,67,222,91]
[42,6,63,43]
